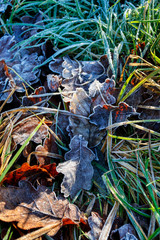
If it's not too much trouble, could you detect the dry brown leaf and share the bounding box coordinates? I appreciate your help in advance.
[56,135,95,198]
[2,162,58,186]
[12,117,49,145]
[0,180,86,236]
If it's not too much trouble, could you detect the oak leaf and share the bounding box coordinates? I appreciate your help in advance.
[68,88,106,147]
[89,102,136,130]
[0,180,86,236]
[56,135,95,198]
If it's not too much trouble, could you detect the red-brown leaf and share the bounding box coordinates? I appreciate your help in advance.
[2,162,58,186]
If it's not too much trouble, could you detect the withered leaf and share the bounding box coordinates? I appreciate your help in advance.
[87,212,103,240]
[68,88,106,147]
[56,135,95,198]
[47,74,62,92]
[110,224,137,240]
[89,79,116,108]
[12,117,49,145]
[22,86,49,107]
[11,52,43,92]
[36,133,58,165]
[2,162,58,186]
[49,56,108,102]
[0,180,86,236]
[89,102,136,130]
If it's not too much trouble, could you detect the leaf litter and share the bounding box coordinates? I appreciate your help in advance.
[0,6,160,239]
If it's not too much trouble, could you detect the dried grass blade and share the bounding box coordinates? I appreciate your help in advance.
[99,201,119,240]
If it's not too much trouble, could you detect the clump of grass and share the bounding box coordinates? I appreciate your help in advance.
[0,0,159,77]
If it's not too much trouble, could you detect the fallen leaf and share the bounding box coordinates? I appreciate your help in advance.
[89,79,116,108]
[10,52,43,92]
[35,133,58,165]
[47,74,62,92]
[87,212,103,240]
[12,13,44,43]
[2,162,58,186]
[68,88,106,147]
[0,180,86,236]
[0,35,17,62]
[89,102,136,130]
[12,116,49,145]
[56,135,95,198]
[110,224,137,240]
[49,56,108,102]
[22,86,49,107]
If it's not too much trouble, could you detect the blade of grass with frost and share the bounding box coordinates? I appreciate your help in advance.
[113,42,123,78]
[100,29,115,76]
[0,118,45,182]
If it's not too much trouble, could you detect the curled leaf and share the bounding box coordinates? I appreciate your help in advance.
[89,79,116,107]
[56,135,95,198]
[0,180,86,236]
[47,74,62,92]
[35,133,58,165]
[22,86,49,107]
[87,212,103,240]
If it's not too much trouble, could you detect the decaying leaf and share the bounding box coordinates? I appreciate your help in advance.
[87,212,103,240]
[22,86,49,107]
[2,162,58,186]
[36,133,58,165]
[68,87,106,147]
[56,135,95,198]
[12,117,49,145]
[89,102,136,130]
[110,224,137,240]
[0,180,86,236]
